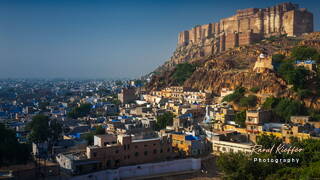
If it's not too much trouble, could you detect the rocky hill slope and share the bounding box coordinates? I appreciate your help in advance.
[147,33,320,110]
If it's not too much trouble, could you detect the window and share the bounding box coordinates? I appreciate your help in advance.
[144,151,148,156]
[135,152,139,157]
[115,150,119,154]
[144,144,148,147]
[167,148,170,152]
[93,152,97,157]
[160,149,163,153]
[153,149,157,154]
[135,145,138,149]
[106,160,111,167]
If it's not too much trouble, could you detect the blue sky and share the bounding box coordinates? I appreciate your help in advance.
[0,0,319,79]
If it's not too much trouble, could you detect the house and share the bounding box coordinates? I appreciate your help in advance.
[86,134,175,170]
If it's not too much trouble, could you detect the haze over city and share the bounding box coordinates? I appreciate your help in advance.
[1,0,319,79]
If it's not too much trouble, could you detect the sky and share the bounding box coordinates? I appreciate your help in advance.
[0,0,319,79]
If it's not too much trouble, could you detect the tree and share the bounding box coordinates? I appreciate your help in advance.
[234,111,246,127]
[274,98,306,122]
[49,119,63,142]
[239,95,257,108]
[262,97,279,110]
[83,126,106,145]
[222,87,246,103]
[155,112,174,130]
[94,126,106,135]
[84,133,94,145]
[272,54,286,64]
[67,103,92,119]
[291,46,319,60]
[250,87,260,93]
[0,123,31,167]
[257,134,282,149]
[27,115,51,144]
[172,63,196,85]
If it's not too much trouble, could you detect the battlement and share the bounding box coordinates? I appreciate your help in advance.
[177,2,313,53]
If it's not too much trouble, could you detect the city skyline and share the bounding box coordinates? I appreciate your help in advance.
[1,0,319,79]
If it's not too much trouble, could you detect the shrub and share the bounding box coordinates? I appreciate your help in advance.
[250,87,260,93]
[172,63,196,85]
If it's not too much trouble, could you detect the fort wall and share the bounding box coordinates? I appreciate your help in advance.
[177,2,313,51]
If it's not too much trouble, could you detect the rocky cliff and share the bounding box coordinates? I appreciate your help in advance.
[148,33,320,110]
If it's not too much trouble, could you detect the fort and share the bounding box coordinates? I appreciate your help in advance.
[177,2,313,53]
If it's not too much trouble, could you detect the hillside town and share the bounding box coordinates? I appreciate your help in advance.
[1,1,320,180]
[1,54,320,179]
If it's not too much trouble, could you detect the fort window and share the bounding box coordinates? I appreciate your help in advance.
[135,152,139,157]
[144,151,148,156]
[106,160,111,167]
[115,160,120,167]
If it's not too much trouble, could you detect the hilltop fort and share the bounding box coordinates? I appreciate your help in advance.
[156,2,313,67]
[178,2,313,51]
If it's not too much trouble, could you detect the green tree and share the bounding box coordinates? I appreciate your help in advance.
[94,126,106,135]
[155,112,174,130]
[291,46,319,60]
[67,103,92,119]
[239,95,257,108]
[272,54,286,64]
[27,114,51,143]
[0,124,31,167]
[257,134,282,149]
[83,126,106,145]
[222,87,246,103]
[274,98,306,122]
[172,63,196,85]
[262,97,279,110]
[234,111,246,128]
[84,133,94,145]
[49,119,63,142]
[250,87,260,93]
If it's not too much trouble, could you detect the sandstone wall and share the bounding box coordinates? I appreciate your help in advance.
[177,2,313,49]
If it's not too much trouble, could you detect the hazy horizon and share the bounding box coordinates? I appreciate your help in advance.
[1,0,319,79]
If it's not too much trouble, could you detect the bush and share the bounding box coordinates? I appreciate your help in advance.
[262,97,279,110]
[222,87,245,102]
[172,63,196,85]
[250,87,260,93]
[155,112,174,130]
[239,95,258,108]
[297,89,312,99]
[234,111,246,127]
[272,54,286,64]
[68,103,92,119]
[262,97,306,122]
[291,46,319,60]
[278,63,309,90]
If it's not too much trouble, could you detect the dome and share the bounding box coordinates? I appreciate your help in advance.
[259,53,265,58]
